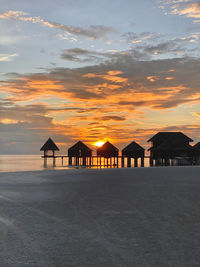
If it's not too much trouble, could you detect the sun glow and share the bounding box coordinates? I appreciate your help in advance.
[94,141,105,147]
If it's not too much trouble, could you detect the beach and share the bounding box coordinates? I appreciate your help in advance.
[0,166,200,266]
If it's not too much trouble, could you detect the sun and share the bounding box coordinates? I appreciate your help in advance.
[94,141,105,147]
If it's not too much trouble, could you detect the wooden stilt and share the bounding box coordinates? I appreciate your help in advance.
[122,156,124,167]
[53,157,56,167]
[76,157,79,166]
[127,157,131,167]
[83,157,86,166]
[44,157,47,168]
[141,157,144,167]
[134,158,138,167]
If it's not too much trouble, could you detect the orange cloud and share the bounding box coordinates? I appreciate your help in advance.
[147,76,160,82]
[165,77,175,80]
[1,56,200,151]
[83,70,128,83]
[0,118,20,124]
[191,112,200,118]
[162,1,200,23]
[172,3,200,19]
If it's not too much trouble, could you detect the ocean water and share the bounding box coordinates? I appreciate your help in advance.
[0,155,150,172]
[0,155,71,172]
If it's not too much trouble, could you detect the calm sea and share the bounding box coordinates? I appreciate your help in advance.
[0,155,71,172]
[0,155,150,172]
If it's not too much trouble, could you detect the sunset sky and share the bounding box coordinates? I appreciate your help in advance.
[0,0,200,154]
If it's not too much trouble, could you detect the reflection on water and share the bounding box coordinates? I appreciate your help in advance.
[0,155,70,172]
[0,155,152,172]
[0,155,150,172]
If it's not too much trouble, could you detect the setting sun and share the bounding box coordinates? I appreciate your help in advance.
[94,141,105,147]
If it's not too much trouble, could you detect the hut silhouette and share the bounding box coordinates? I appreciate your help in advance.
[148,132,193,166]
[97,141,119,157]
[40,137,59,157]
[68,141,92,166]
[192,142,200,165]
[122,141,145,167]
[97,141,119,167]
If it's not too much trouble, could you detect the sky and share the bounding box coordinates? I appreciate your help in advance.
[0,0,200,154]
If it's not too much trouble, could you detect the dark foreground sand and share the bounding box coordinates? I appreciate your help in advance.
[0,166,200,266]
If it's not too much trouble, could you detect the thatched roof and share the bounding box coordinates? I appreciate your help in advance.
[97,141,119,157]
[68,141,92,157]
[193,142,200,150]
[40,138,59,151]
[122,141,145,152]
[68,141,92,152]
[122,141,145,158]
[148,132,193,143]
[155,136,193,151]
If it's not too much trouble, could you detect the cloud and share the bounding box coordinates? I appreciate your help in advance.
[99,116,126,121]
[120,31,200,61]
[132,35,200,59]
[1,53,200,153]
[60,48,124,63]
[61,48,108,62]
[160,1,200,23]
[1,98,200,154]
[0,100,82,154]
[0,53,18,61]
[122,32,163,45]
[0,10,115,39]
[191,111,200,118]
[60,31,200,64]
[1,56,200,109]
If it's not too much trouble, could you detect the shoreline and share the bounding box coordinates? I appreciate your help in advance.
[0,164,200,174]
[1,166,200,266]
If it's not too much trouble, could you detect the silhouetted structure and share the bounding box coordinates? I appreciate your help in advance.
[122,141,145,167]
[40,137,59,157]
[97,141,119,167]
[40,137,59,166]
[68,141,92,166]
[40,132,200,169]
[148,132,193,166]
[192,142,200,165]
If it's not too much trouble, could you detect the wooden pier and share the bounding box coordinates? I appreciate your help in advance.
[41,155,150,168]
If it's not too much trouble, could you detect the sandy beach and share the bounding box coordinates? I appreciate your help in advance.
[0,166,200,266]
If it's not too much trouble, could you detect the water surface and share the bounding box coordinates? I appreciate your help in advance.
[0,155,150,172]
[0,155,70,172]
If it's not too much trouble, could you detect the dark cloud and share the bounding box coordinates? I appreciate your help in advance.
[60,48,110,62]
[122,32,163,45]
[100,116,126,121]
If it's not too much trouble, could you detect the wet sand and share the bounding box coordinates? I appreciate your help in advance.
[0,166,200,266]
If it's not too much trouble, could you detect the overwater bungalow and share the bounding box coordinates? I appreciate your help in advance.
[148,132,193,166]
[68,141,92,166]
[97,141,119,158]
[97,141,119,167]
[192,142,200,165]
[40,137,59,157]
[122,141,145,167]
